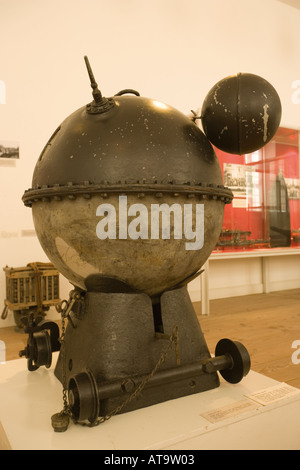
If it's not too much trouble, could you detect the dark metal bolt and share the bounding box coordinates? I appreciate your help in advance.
[121,379,135,393]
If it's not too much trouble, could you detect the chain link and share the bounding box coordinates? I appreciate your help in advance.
[55,291,79,419]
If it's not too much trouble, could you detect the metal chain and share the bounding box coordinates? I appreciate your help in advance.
[59,312,70,415]
[54,292,78,419]
[54,292,180,429]
[86,325,179,428]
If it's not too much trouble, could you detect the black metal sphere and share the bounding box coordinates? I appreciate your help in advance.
[201,73,282,155]
[27,95,224,192]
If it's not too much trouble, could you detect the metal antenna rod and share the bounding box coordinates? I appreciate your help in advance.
[84,56,103,104]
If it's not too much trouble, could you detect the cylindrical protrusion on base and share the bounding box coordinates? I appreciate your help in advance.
[68,370,99,423]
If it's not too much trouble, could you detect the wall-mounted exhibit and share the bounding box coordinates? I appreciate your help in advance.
[214,127,300,251]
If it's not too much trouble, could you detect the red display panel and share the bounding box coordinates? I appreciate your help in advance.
[214,127,300,251]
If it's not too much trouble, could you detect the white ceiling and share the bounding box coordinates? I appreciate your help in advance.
[277,0,300,9]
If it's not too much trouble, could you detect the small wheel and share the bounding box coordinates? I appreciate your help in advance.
[215,338,251,384]
[68,370,99,423]
[33,330,52,368]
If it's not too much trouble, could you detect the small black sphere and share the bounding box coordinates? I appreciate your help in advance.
[201,73,282,155]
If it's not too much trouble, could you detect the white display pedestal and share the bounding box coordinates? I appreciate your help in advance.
[1,353,300,450]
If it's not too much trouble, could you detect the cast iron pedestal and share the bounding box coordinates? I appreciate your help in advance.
[54,277,222,423]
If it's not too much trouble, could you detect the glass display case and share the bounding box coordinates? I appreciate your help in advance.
[214,127,300,252]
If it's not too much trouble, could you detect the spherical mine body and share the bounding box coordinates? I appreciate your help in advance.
[201,73,282,155]
[23,94,232,296]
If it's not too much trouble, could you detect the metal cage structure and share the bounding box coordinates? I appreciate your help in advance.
[1,262,60,328]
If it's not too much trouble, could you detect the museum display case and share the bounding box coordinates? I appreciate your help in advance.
[213,127,300,252]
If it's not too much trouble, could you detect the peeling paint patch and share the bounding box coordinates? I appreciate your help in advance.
[262,104,269,142]
[213,85,221,105]
[220,126,228,136]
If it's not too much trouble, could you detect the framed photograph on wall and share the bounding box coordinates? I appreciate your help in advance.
[0,140,19,159]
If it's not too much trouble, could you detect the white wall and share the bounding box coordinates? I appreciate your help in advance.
[0,0,299,325]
